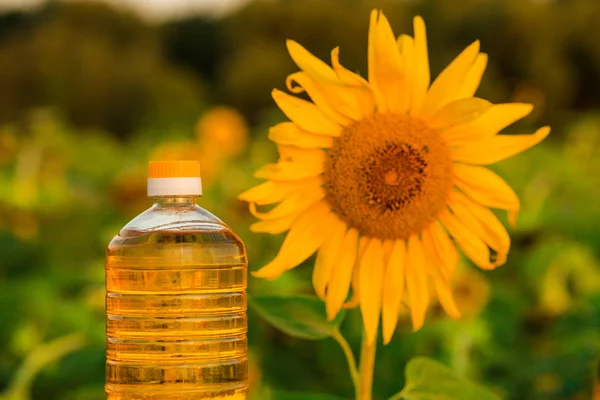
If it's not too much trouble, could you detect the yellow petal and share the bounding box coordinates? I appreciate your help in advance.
[411,16,430,115]
[287,71,374,123]
[439,209,497,270]
[240,177,321,205]
[419,41,480,118]
[286,72,352,125]
[277,144,322,161]
[343,236,370,310]
[272,89,341,136]
[331,47,368,86]
[432,273,461,319]
[448,191,511,267]
[382,239,394,257]
[286,39,338,82]
[269,122,333,149]
[254,148,325,181]
[443,103,534,145]
[397,34,415,111]
[326,228,359,320]
[250,187,324,220]
[429,97,492,130]
[330,47,376,119]
[453,164,520,226]
[359,238,385,344]
[382,239,406,344]
[239,181,275,203]
[250,214,298,234]
[368,10,385,112]
[343,261,361,309]
[313,218,347,300]
[451,126,550,165]
[458,53,488,99]
[421,222,458,281]
[252,202,332,280]
[368,10,408,113]
[405,234,430,331]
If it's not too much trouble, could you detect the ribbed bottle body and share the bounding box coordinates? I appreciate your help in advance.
[105,226,247,400]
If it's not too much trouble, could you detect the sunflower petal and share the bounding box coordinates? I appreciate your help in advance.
[359,238,385,344]
[343,235,369,310]
[458,53,488,99]
[443,103,534,145]
[449,191,511,266]
[254,149,325,181]
[286,72,354,125]
[405,234,430,331]
[343,261,361,309]
[368,10,386,112]
[286,39,338,82]
[397,34,415,111]
[330,47,376,119]
[313,218,347,300]
[240,177,322,205]
[382,239,406,344]
[432,273,461,319]
[421,222,458,281]
[239,181,275,203]
[452,126,550,165]
[419,41,480,118]
[368,10,409,114]
[269,122,333,149]
[254,162,321,181]
[326,228,359,320]
[429,97,492,130]
[439,210,496,270]
[252,202,332,279]
[331,47,368,86]
[411,16,430,115]
[289,70,375,123]
[397,34,414,58]
[249,187,324,220]
[453,164,520,226]
[272,89,341,136]
[250,214,298,234]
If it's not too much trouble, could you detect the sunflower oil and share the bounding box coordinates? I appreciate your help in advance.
[105,160,248,399]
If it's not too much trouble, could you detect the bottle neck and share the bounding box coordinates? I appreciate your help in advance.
[153,196,197,206]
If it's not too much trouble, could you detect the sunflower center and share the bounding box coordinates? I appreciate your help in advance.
[323,113,453,240]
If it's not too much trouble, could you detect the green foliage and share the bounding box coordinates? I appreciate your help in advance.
[250,294,345,340]
[395,357,501,400]
[1,333,86,400]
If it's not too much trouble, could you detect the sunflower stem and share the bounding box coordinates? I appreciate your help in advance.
[357,330,377,400]
[332,329,359,396]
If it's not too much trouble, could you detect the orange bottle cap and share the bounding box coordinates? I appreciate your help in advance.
[148,160,201,179]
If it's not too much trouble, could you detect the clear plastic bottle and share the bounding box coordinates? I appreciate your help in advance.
[105,160,248,400]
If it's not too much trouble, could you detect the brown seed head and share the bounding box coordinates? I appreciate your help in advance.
[323,113,453,240]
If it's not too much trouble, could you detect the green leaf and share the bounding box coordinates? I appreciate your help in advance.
[249,294,345,340]
[275,391,348,400]
[399,357,502,400]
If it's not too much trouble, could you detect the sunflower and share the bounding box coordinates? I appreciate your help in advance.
[240,10,549,344]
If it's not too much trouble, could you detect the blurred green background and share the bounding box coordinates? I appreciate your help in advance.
[0,0,599,399]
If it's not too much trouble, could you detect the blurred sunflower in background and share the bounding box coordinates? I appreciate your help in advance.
[241,10,549,344]
[195,106,250,185]
[450,266,490,320]
[196,106,249,158]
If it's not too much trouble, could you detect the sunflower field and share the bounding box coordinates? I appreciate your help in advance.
[0,1,599,399]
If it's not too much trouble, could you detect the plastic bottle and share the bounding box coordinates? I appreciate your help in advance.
[105,160,248,399]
